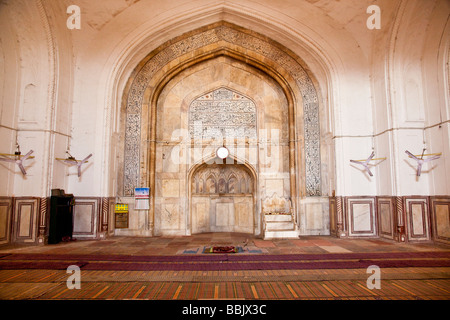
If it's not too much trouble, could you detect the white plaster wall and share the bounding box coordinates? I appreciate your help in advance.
[0,3,19,196]
[374,0,450,196]
[0,0,75,197]
[0,0,53,197]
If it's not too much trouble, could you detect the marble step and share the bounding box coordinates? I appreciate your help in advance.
[265,220,295,230]
[264,229,299,239]
[264,214,293,222]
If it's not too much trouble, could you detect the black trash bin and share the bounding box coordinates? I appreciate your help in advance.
[48,189,74,244]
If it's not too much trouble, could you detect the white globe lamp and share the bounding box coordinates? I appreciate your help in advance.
[216,146,229,159]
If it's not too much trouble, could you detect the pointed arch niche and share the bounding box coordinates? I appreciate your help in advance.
[187,87,258,235]
[190,159,256,234]
[119,22,329,237]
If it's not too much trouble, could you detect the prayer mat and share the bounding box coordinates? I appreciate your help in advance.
[202,246,243,253]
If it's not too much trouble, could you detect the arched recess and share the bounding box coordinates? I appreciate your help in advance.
[120,21,325,235]
[188,154,258,235]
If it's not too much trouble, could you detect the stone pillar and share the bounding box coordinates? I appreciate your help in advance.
[395,196,406,242]
[99,197,109,239]
[38,197,48,244]
[336,196,346,238]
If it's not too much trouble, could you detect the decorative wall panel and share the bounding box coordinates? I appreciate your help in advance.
[377,197,396,240]
[12,198,39,243]
[73,197,100,239]
[192,201,208,234]
[124,113,141,196]
[0,198,12,245]
[161,204,180,230]
[305,202,324,230]
[405,197,430,242]
[162,179,180,198]
[345,197,377,237]
[215,202,233,230]
[430,197,450,245]
[235,200,253,231]
[330,195,450,243]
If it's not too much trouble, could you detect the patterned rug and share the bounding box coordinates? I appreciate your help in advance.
[202,246,243,253]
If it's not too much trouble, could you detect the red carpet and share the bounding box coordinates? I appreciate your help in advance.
[0,251,449,271]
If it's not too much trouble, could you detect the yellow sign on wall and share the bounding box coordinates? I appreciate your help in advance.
[115,204,129,229]
[115,204,129,213]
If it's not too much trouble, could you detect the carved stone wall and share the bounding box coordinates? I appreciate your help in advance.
[123,23,321,197]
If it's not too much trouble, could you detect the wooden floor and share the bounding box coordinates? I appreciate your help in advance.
[0,234,449,301]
